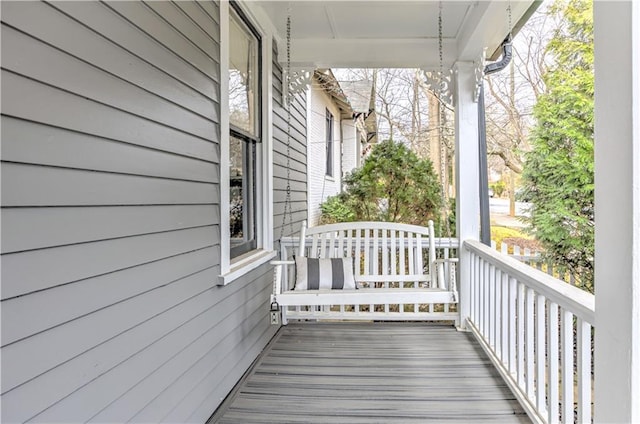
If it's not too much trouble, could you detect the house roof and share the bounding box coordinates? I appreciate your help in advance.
[314,69,378,142]
[313,69,353,116]
[338,80,374,115]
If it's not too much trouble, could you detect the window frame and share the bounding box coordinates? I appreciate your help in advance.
[228,5,260,259]
[325,109,334,177]
[219,1,276,285]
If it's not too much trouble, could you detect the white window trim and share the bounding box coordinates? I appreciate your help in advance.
[219,1,275,286]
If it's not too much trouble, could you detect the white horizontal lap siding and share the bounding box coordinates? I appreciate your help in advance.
[273,46,308,241]
[342,120,358,176]
[307,81,342,226]
[0,1,273,422]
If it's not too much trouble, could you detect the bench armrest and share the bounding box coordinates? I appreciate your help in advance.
[270,260,295,266]
[433,258,459,293]
[271,260,295,300]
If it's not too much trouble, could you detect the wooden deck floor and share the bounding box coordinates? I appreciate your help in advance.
[212,323,530,423]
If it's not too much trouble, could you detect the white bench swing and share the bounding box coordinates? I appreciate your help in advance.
[270,9,458,325]
[270,220,459,325]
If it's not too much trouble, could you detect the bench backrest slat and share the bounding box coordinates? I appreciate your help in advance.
[381,229,388,278]
[390,230,397,275]
[298,221,437,287]
[363,229,370,276]
[399,231,406,277]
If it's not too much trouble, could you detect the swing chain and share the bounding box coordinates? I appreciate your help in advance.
[507,0,513,39]
[279,7,294,243]
[273,7,294,325]
[437,1,451,240]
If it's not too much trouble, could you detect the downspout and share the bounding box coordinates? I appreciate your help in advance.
[479,36,512,246]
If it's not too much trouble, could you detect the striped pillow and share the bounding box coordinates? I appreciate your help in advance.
[294,257,356,290]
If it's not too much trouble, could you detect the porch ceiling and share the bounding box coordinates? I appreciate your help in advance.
[254,1,538,69]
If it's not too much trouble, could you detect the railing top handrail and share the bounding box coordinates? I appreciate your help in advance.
[464,239,595,325]
[280,236,460,249]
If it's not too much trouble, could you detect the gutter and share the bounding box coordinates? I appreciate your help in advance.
[487,0,543,61]
[479,35,513,246]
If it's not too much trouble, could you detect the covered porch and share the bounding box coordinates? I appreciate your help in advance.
[230,1,639,423]
[0,0,635,422]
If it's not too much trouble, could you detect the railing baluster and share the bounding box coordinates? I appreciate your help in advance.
[548,301,560,423]
[561,310,574,424]
[500,272,508,363]
[536,293,547,414]
[469,253,475,321]
[479,257,484,331]
[475,256,482,324]
[508,277,517,374]
[517,282,525,387]
[483,260,490,337]
[526,288,535,398]
[475,254,480,324]
[489,265,496,347]
[494,267,501,353]
[413,234,420,312]
[577,318,592,424]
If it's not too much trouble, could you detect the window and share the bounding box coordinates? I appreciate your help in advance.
[325,109,334,177]
[219,2,276,285]
[229,5,260,259]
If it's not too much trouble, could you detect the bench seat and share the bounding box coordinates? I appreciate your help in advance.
[276,287,457,306]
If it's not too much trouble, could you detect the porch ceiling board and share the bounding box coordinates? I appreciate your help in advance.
[212,323,530,423]
[254,0,537,69]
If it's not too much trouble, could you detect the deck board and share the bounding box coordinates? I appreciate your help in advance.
[212,323,530,423]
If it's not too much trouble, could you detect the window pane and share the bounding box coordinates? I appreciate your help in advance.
[229,11,258,136]
[326,110,333,176]
[230,135,257,258]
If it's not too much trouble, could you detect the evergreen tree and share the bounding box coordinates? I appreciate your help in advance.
[520,0,594,291]
[320,140,443,229]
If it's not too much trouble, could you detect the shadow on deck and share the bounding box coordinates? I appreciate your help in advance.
[211,323,530,423]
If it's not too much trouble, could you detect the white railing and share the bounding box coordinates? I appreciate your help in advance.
[464,240,595,424]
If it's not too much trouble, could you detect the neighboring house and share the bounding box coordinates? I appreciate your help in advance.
[339,78,378,170]
[1,1,638,423]
[306,69,375,226]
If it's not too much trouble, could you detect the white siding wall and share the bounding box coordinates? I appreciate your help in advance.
[341,120,358,177]
[0,2,305,422]
[307,80,342,226]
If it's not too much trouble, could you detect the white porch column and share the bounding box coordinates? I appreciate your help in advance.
[454,62,480,329]
[594,2,640,423]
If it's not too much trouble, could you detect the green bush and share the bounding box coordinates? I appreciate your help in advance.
[490,180,506,198]
[319,140,446,232]
[319,194,355,224]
